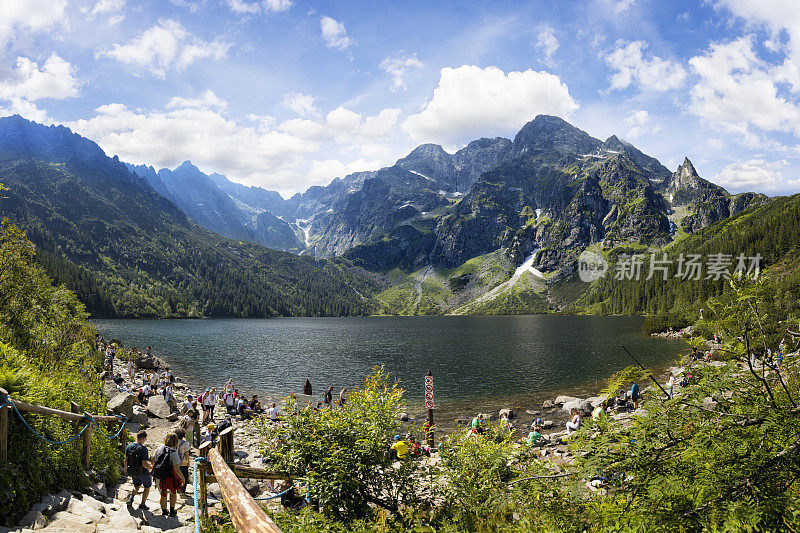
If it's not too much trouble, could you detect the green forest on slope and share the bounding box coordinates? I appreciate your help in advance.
[576,193,800,327]
[0,154,381,319]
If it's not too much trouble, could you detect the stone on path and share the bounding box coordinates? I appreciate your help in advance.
[107,393,135,419]
[499,408,515,419]
[130,410,149,427]
[44,512,96,532]
[37,493,70,516]
[65,498,103,523]
[17,510,46,530]
[146,395,172,418]
[542,399,554,409]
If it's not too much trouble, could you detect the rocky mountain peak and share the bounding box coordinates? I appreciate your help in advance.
[512,114,601,156]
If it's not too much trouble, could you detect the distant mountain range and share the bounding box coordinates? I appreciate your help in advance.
[0,113,774,317]
[0,115,378,318]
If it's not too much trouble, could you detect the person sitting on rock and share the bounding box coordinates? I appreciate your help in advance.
[527,423,546,446]
[471,414,485,435]
[249,395,262,413]
[499,412,512,434]
[266,402,280,422]
[566,408,582,433]
[236,397,253,419]
[202,423,218,444]
[390,435,409,460]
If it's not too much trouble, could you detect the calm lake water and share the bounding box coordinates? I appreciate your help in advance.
[93,316,687,422]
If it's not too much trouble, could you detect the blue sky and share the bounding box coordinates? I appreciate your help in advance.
[2,0,800,197]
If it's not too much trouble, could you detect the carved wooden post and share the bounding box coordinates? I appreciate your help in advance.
[220,426,234,463]
[0,387,8,464]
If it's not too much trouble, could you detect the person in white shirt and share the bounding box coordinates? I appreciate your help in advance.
[224,392,236,415]
[224,379,234,396]
[666,373,675,399]
[127,360,136,381]
[266,403,279,422]
[566,409,582,433]
[203,388,217,422]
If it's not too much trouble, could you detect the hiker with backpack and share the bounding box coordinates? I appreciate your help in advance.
[152,432,185,517]
[125,430,153,510]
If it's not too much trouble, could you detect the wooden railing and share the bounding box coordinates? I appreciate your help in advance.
[0,386,127,470]
[195,426,289,532]
[1,386,288,532]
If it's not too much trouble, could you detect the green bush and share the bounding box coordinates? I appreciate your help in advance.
[257,366,432,523]
[0,219,120,526]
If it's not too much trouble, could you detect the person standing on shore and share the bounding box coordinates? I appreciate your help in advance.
[200,388,217,423]
[666,373,675,399]
[175,429,191,494]
[178,410,197,448]
[339,388,347,408]
[127,359,136,382]
[153,433,184,517]
[324,386,334,407]
[224,378,234,396]
[125,430,152,511]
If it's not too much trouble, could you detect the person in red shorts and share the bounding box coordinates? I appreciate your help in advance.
[152,432,185,517]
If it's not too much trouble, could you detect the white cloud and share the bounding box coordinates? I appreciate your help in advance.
[605,40,687,92]
[279,106,400,145]
[98,19,230,78]
[226,0,292,14]
[263,0,292,11]
[535,25,559,65]
[167,90,227,111]
[0,0,67,46]
[624,109,650,139]
[0,98,53,124]
[89,0,125,17]
[282,93,320,117]
[0,54,80,101]
[380,51,424,91]
[320,16,351,50]
[64,94,399,193]
[402,65,578,146]
[597,0,637,14]
[713,158,799,192]
[688,36,800,141]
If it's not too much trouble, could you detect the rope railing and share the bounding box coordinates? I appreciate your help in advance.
[0,387,129,470]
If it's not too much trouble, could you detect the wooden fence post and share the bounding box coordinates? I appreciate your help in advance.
[0,387,8,464]
[220,426,234,463]
[70,402,81,462]
[82,413,91,470]
[198,441,211,529]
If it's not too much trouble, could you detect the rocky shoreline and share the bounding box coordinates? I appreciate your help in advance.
[6,338,702,532]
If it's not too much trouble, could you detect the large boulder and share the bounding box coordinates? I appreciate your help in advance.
[146,395,172,418]
[498,408,515,419]
[107,393,134,419]
[129,411,149,427]
[133,354,159,370]
[562,398,593,414]
[554,395,580,405]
